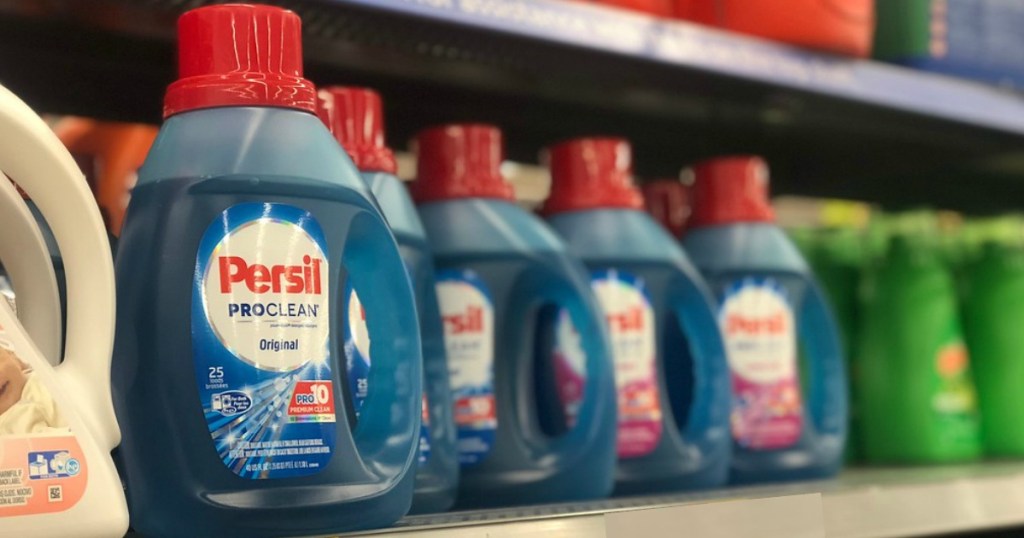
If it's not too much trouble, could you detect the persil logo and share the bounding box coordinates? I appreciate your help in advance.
[443,306,484,334]
[201,214,330,372]
[719,281,796,384]
[607,305,645,333]
[725,312,786,335]
[218,255,323,295]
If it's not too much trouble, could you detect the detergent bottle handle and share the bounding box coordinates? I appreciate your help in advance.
[343,214,422,476]
[670,273,732,447]
[0,176,62,365]
[799,277,848,437]
[0,85,119,450]
[521,261,616,461]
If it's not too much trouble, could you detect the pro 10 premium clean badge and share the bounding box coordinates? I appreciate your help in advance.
[192,203,337,480]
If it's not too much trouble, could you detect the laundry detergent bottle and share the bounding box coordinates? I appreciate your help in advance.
[542,138,730,494]
[964,240,1024,457]
[682,156,847,483]
[860,232,981,463]
[319,86,458,513]
[412,124,617,506]
[111,6,422,537]
[0,84,127,537]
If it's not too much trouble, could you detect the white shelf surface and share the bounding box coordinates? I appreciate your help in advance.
[338,463,1024,538]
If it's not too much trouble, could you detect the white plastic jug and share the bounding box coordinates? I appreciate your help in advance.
[0,85,127,537]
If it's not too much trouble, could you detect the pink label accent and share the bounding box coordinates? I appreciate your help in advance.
[0,435,88,516]
[553,310,587,429]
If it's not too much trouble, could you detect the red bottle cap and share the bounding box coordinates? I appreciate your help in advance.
[688,156,775,228]
[410,124,515,204]
[318,87,398,174]
[641,179,690,237]
[164,4,318,118]
[541,137,643,216]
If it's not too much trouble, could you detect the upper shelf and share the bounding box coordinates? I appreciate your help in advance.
[340,0,1024,136]
[3,0,1024,212]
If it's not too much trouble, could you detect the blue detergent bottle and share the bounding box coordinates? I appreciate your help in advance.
[682,156,847,484]
[411,124,617,507]
[111,6,422,537]
[319,86,458,514]
[542,138,731,494]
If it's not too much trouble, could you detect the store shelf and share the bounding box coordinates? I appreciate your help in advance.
[3,0,1024,211]
[332,463,1024,538]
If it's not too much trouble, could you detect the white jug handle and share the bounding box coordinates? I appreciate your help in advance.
[0,174,61,365]
[0,85,119,450]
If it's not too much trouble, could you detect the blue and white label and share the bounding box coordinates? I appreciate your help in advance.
[192,203,337,480]
[26,451,80,479]
[344,286,371,417]
[436,270,496,466]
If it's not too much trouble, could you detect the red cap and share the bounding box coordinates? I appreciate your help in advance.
[410,124,515,204]
[642,179,690,237]
[318,87,397,174]
[541,137,643,216]
[163,4,318,118]
[688,156,775,228]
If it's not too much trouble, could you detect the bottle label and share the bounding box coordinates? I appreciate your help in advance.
[418,393,431,467]
[0,325,87,517]
[344,286,370,418]
[436,270,496,466]
[192,203,336,479]
[593,270,662,458]
[553,310,587,430]
[720,278,803,450]
[932,322,979,444]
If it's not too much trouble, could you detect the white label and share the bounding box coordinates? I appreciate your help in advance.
[592,270,661,458]
[720,282,796,384]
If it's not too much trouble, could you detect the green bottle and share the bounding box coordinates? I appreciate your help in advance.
[860,235,981,463]
[964,241,1024,456]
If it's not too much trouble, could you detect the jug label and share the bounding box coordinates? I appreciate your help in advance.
[592,270,662,458]
[553,309,586,430]
[344,286,371,418]
[193,203,336,479]
[720,278,803,450]
[0,326,87,517]
[437,270,496,466]
[932,323,979,444]
[419,393,431,466]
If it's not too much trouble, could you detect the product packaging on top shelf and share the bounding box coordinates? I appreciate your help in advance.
[542,138,731,494]
[682,156,847,484]
[675,0,874,57]
[875,0,1024,88]
[593,0,675,17]
[111,5,422,537]
[859,213,981,463]
[319,86,459,514]
[412,124,617,507]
